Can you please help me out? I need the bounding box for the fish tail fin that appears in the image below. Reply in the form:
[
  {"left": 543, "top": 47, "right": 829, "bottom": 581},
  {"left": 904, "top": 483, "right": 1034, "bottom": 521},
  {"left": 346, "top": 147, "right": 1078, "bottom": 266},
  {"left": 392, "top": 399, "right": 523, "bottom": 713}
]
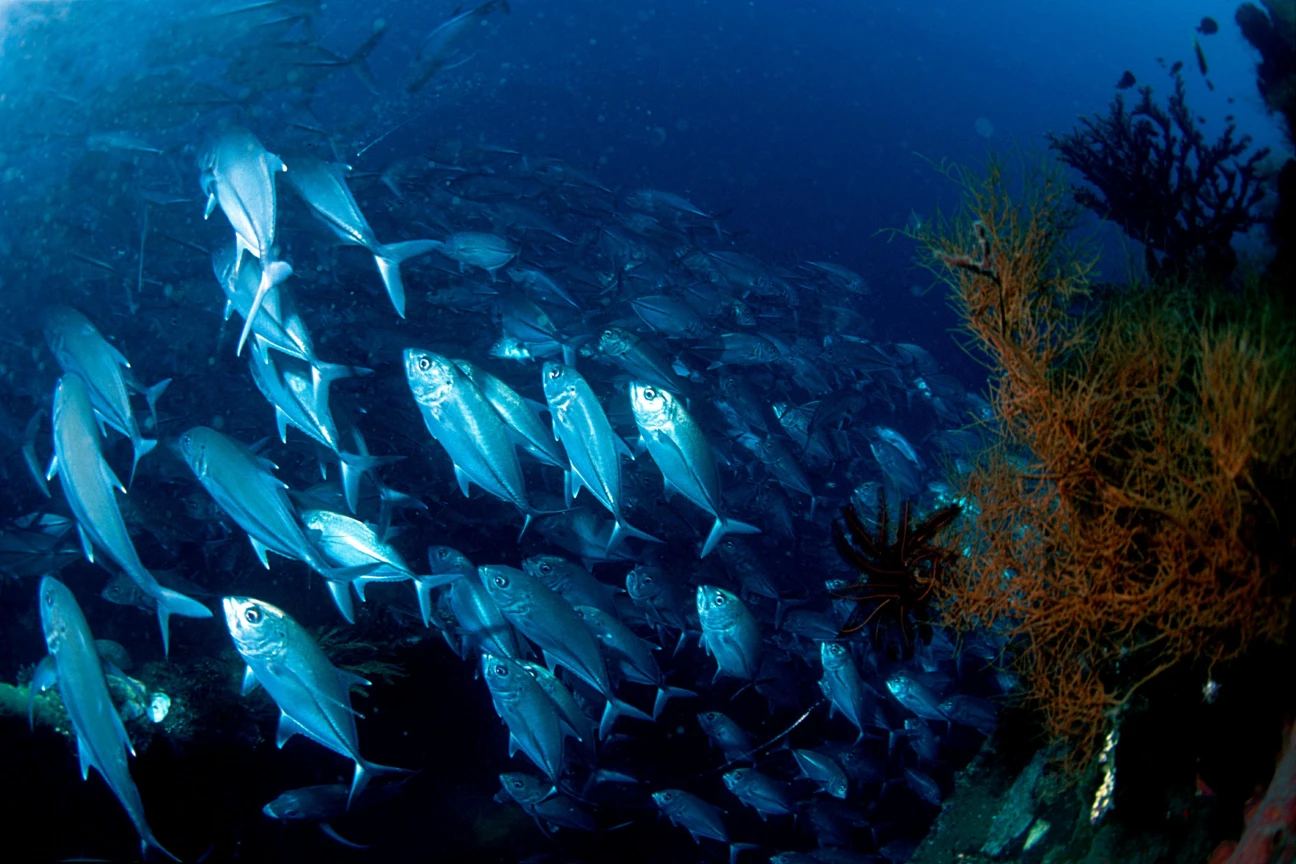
[
  {"left": 129, "top": 434, "right": 159, "bottom": 488},
  {"left": 349, "top": 759, "right": 412, "bottom": 810},
  {"left": 345, "top": 20, "right": 388, "bottom": 94},
  {"left": 652, "top": 685, "right": 698, "bottom": 720},
  {"left": 311, "top": 360, "right": 372, "bottom": 408},
  {"left": 153, "top": 586, "right": 213, "bottom": 657},
  {"left": 140, "top": 829, "right": 181, "bottom": 863},
  {"left": 338, "top": 450, "right": 403, "bottom": 514},
  {"left": 607, "top": 518, "right": 661, "bottom": 555},
  {"left": 374, "top": 239, "right": 439, "bottom": 318},
  {"left": 700, "top": 516, "right": 761, "bottom": 559},
  {"left": 598, "top": 697, "right": 653, "bottom": 740},
  {"left": 236, "top": 262, "right": 277, "bottom": 356},
  {"left": 142, "top": 377, "right": 171, "bottom": 429}
]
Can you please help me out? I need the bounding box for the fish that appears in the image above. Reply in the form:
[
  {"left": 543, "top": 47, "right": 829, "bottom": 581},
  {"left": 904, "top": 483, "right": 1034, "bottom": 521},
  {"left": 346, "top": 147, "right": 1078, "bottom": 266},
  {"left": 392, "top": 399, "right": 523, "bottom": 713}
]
[
  {"left": 573, "top": 604, "right": 696, "bottom": 718},
  {"left": 479, "top": 563, "right": 651, "bottom": 738},
  {"left": 482, "top": 652, "right": 566, "bottom": 784},
  {"left": 696, "top": 585, "right": 762, "bottom": 682},
  {"left": 200, "top": 127, "right": 288, "bottom": 355},
  {"left": 596, "top": 328, "right": 687, "bottom": 394},
  {"left": 819, "top": 642, "right": 877, "bottom": 742},
  {"left": 697, "top": 710, "right": 755, "bottom": 762},
  {"left": 284, "top": 156, "right": 438, "bottom": 317},
  {"left": 302, "top": 508, "right": 459, "bottom": 603},
  {"left": 1116, "top": 70, "right": 1136, "bottom": 89},
  {"left": 507, "top": 266, "right": 581, "bottom": 309},
  {"left": 404, "top": 349, "right": 545, "bottom": 535},
  {"left": 44, "top": 306, "right": 167, "bottom": 485},
  {"left": 498, "top": 772, "right": 595, "bottom": 834},
  {"left": 49, "top": 375, "right": 211, "bottom": 655},
  {"left": 1193, "top": 38, "right": 1208, "bottom": 76},
  {"left": 178, "top": 426, "right": 364, "bottom": 621},
  {"left": 435, "top": 546, "right": 522, "bottom": 659},
  {"left": 652, "top": 789, "right": 755, "bottom": 864},
  {"left": 452, "top": 358, "right": 566, "bottom": 468},
  {"left": 791, "top": 749, "right": 849, "bottom": 799},
  {"left": 885, "top": 670, "right": 948, "bottom": 722},
  {"left": 262, "top": 784, "right": 368, "bottom": 849},
  {"left": 521, "top": 554, "right": 618, "bottom": 616},
  {"left": 1197, "top": 16, "right": 1218, "bottom": 35},
  {"left": 804, "top": 260, "right": 868, "bottom": 295},
  {"left": 541, "top": 362, "right": 660, "bottom": 554},
  {"left": 222, "top": 595, "right": 408, "bottom": 808},
  {"left": 35, "top": 577, "right": 179, "bottom": 861},
  {"left": 629, "top": 381, "right": 759, "bottom": 558},
  {"left": 407, "top": 0, "right": 511, "bottom": 93},
  {"left": 433, "top": 231, "right": 517, "bottom": 278},
  {"left": 723, "top": 767, "right": 794, "bottom": 819}
]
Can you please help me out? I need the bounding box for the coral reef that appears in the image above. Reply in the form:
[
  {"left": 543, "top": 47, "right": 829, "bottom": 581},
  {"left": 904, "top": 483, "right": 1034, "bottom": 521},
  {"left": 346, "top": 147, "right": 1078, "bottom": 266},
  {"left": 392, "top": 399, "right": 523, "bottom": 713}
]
[
  {"left": 1046, "top": 72, "right": 1269, "bottom": 282},
  {"left": 911, "top": 155, "right": 1295, "bottom": 770}
]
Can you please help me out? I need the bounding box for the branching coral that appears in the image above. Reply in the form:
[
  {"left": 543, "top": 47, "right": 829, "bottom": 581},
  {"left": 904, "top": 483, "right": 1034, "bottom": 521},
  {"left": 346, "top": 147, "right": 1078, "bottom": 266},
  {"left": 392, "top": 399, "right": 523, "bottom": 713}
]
[
  {"left": 1046, "top": 72, "right": 1270, "bottom": 283},
  {"left": 912, "top": 155, "right": 1295, "bottom": 770}
]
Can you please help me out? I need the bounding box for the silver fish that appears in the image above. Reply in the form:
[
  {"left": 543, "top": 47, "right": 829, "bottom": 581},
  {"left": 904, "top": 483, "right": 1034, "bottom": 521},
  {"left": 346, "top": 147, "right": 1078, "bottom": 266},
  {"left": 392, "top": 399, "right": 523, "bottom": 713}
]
[
  {"left": 791, "top": 749, "right": 849, "bottom": 799},
  {"left": 285, "top": 156, "right": 438, "bottom": 317},
  {"left": 819, "top": 642, "right": 877, "bottom": 742},
  {"left": 541, "top": 362, "right": 659, "bottom": 554},
  {"left": 723, "top": 767, "right": 793, "bottom": 819},
  {"left": 407, "top": 0, "right": 511, "bottom": 92},
  {"left": 479, "top": 564, "right": 649, "bottom": 738},
  {"left": 36, "top": 577, "right": 179, "bottom": 860},
  {"left": 178, "top": 426, "right": 362, "bottom": 621},
  {"left": 482, "top": 652, "right": 565, "bottom": 784},
  {"left": 50, "top": 376, "right": 211, "bottom": 655},
  {"left": 223, "top": 596, "right": 407, "bottom": 808},
  {"left": 629, "top": 382, "right": 758, "bottom": 558},
  {"left": 44, "top": 306, "right": 167, "bottom": 485},
  {"left": 200, "top": 126, "right": 287, "bottom": 355},
  {"left": 573, "top": 605, "right": 695, "bottom": 718},
  {"left": 652, "top": 789, "right": 754, "bottom": 864},
  {"left": 434, "top": 231, "right": 517, "bottom": 278},
  {"left": 452, "top": 358, "right": 565, "bottom": 468},
  {"left": 696, "top": 585, "right": 762, "bottom": 682},
  {"left": 404, "top": 349, "right": 543, "bottom": 535}
]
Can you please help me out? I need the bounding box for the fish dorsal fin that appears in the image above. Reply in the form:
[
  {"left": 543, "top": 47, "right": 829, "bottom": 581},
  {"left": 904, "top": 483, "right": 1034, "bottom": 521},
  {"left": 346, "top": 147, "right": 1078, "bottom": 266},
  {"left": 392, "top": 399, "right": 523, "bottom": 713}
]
[{"left": 242, "top": 665, "right": 261, "bottom": 696}]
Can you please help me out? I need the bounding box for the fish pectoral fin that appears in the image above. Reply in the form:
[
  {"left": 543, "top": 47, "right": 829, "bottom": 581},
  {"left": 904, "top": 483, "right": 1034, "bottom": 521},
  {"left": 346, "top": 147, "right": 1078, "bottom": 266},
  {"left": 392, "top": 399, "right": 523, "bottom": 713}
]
[
  {"left": 615, "top": 434, "right": 636, "bottom": 461},
  {"left": 28, "top": 655, "right": 57, "bottom": 730},
  {"left": 276, "top": 711, "right": 309, "bottom": 749},
  {"left": 76, "top": 734, "right": 97, "bottom": 781},
  {"left": 274, "top": 407, "right": 291, "bottom": 444},
  {"left": 44, "top": 453, "right": 58, "bottom": 482},
  {"left": 541, "top": 650, "right": 561, "bottom": 674},
  {"left": 507, "top": 733, "right": 520, "bottom": 758},
  {"left": 319, "top": 822, "right": 369, "bottom": 849},
  {"left": 104, "top": 340, "right": 132, "bottom": 370},
  {"left": 242, "top": 665, "right": 261, "bottom": 696}
]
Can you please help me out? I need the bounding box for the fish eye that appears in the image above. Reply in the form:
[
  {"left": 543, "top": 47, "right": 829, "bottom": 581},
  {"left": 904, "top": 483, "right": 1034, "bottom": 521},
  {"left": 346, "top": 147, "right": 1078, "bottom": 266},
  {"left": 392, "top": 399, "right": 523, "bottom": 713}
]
[
  {"left": 714, "top": 592, "right": 725, "bottom": 606},
  {"left": 418, "top": 356, "right": 431, "bottom": 372},
  {"left": 44, "top": 591, "right": 54, "bottom": 607},
  {"left": 494, "top": 664, "right": 508, "bottom": 677},
  {"left": 539, "top": 562, "right": 552, "bottom": 575},
  {"left": 244, "top": 606, "right": 261, "bottom": 624},
  {"left": 511, "top": 779, "right": 523, "bottom": 789},
  {"left": 602, "top": 330, "right": 613, "bottom": 339},
  {"left": 660, "top": 791, "right": 674, "bottom": 802},
  {"left": 642, "top": 575, "right": 653, "bottom": 584},
  {"left": 644, "top": 386, "right": 658, "bottom": 399},
  {"left": 547, "top": 367, "right": 561, "bottom": 379},
  {"left": 493, "top": 573, "right": 508, "bottom": 588}
]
